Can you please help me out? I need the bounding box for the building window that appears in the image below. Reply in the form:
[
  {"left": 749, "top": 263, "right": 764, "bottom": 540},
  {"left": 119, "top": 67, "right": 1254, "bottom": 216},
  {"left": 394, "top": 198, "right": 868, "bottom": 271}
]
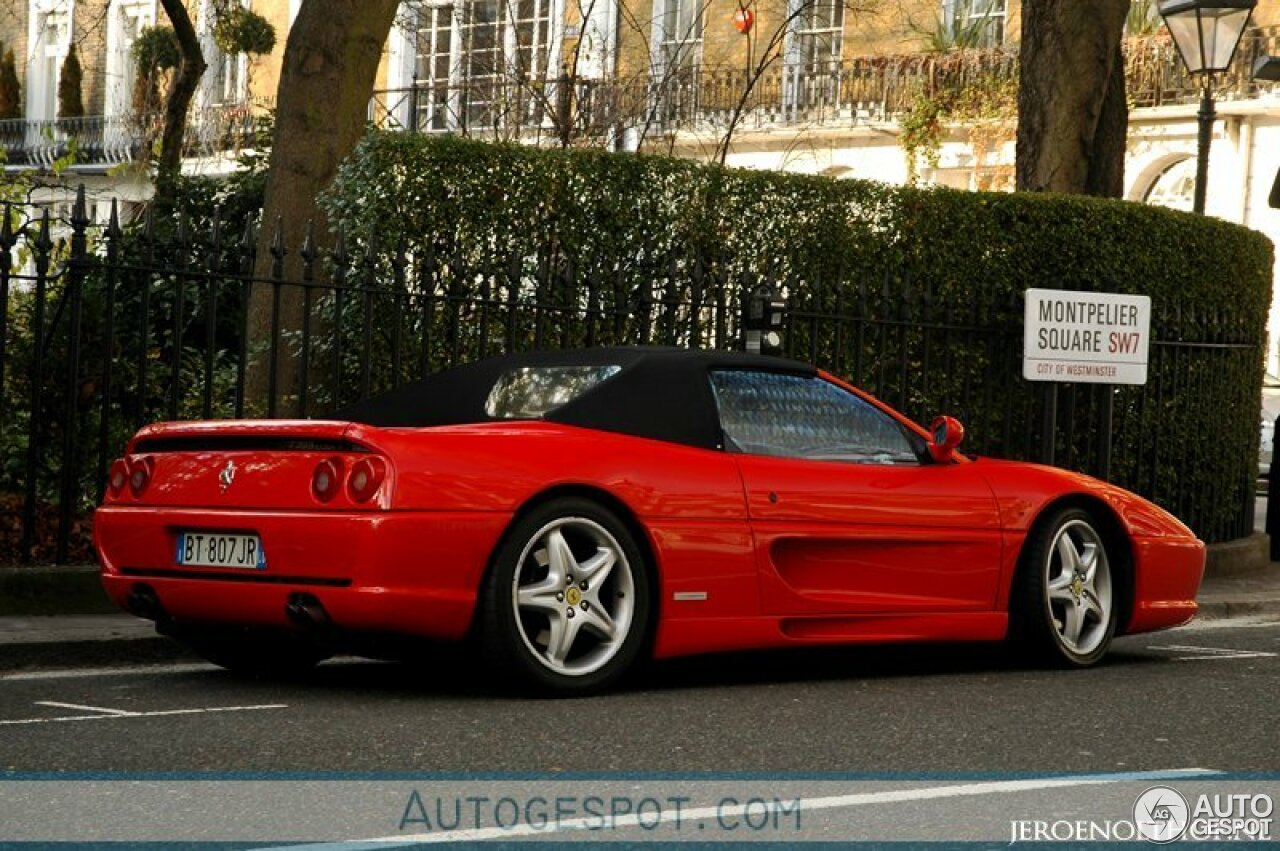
[
  {"left": 106, "top": 0, "right": 155, "bottom": 116},
  {"left": 1143, "top": 158, "right": 1196, "bottom": 213},
  {"left": 198, "top": 0, "right": 250, "bottom": 108},
  {"left": 791, "top": 0, "right": 844, "bottom": 72},
  {"left": 28, "top": 1, "right": 73, "bottom": 122},
  {"left": 411, "top": 0, "right": 558, "bottom": 132},
  {"left": 944, "top": 0, "right": 1006, "bottom": 48},
  {"left": 656, "top": 0, "right": 702, "bottom": 75}
]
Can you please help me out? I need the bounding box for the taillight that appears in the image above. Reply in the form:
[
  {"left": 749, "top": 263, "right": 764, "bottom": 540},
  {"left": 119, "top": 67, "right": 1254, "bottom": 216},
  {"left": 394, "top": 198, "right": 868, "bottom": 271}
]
[
  {"left": 312, "top": 458, "right": 342, "bottom": 502},
  {"left": 128, "top": 456, "right": 154, "bottom": 496},
  {"left": 108, "top": 459, "right": 128, "bottom": 496},
  {"left": 346, "top": 457, "right": 386, "bottom": 503}
]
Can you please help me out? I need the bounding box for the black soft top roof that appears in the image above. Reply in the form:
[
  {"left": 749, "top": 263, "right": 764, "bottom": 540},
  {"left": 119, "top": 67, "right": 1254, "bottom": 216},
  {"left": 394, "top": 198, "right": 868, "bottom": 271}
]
[{"left": 333, "top": 346, "right": 815, "bottom": 450}]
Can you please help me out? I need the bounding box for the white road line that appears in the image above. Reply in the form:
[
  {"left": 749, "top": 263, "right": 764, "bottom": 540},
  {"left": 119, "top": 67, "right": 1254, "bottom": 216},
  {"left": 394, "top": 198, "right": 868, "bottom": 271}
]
[
  {"left": 0, "top": 703, "right": 287, "bottom": 726},
  {"left": 266, "top": 768, "right": 1219, "bottom": 849},
  {"left": 0, "top": 663, "right": 216, "bottom": 681},
  {"left": 34, "top": 701, "right": 135, "bottom": 716},
  {"left": 1148, "top": 644, "right": 1278, "bottom": 661}
]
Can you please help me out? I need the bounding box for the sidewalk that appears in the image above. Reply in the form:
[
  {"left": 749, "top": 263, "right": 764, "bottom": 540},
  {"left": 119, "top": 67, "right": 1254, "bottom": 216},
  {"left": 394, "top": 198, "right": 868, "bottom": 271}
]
[{"left": 1, "top": 564, "right": 1278, "bottom": 672}]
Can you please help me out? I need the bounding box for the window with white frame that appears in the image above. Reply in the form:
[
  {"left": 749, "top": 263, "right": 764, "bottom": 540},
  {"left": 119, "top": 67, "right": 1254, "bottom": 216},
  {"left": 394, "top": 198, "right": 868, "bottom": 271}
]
[
  {"left": 198, "top": 0, "right": 250, "bottom": 108},
  {"left": 791, "top": 0, "right": 844, "bottom": 72},
  {"left": 105, "top": 0, "right": 155, "bottom": 116},
  {"left": 656, "top": 0, "right": 702, "bottom": 75},
  {"left": 27, "top": 0, "right": 73, "bottom": 122},
  {"left": 410, "top": 0, "right": 558, "bottom": 132},
  {"left": 944, "top": 0, "right": 1006, "bottom": 48}
]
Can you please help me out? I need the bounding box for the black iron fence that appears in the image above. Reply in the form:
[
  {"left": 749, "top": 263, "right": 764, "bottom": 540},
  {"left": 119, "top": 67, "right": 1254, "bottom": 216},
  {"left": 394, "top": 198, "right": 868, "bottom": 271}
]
[{"left": 0, "top": 188, "right": 1262, "bottom": 563}]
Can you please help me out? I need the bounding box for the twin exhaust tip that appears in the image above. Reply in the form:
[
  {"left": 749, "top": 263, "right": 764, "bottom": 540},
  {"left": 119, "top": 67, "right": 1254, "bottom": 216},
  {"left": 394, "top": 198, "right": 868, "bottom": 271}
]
[{"left": 127, "top": 583, "right": 331, "bottom": 632}]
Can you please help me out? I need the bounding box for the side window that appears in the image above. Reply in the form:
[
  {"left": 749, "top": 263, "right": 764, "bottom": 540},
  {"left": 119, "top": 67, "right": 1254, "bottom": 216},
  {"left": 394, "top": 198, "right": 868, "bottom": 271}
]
[{"left": 709, "top": 370, "right": 923, "bottom": 464}]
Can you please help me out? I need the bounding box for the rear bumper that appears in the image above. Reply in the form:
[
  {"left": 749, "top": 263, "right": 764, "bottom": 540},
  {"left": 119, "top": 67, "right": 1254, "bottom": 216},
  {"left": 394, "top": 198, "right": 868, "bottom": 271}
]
[
  {"left": 94, "top": 506, "right": 511, "bottom": 641},
  {"left": 1125, "top": 535, "right": 1206, "bottom": 634}
]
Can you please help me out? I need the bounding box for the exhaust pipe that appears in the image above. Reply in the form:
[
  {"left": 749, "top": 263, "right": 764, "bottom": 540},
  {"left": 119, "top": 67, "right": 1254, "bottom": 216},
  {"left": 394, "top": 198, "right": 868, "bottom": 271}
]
[
  {"left": 285, "top": 593, "right": 330, "bottom": 630},
  {"left": 126, "top": 583, "right": 166, "bottom": 622}
]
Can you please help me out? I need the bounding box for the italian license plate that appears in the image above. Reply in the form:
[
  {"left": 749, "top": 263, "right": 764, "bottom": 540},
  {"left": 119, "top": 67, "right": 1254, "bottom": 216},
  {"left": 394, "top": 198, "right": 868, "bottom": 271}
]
[{"left": 176, "top": 531, "right": 265, "bottom": 569}]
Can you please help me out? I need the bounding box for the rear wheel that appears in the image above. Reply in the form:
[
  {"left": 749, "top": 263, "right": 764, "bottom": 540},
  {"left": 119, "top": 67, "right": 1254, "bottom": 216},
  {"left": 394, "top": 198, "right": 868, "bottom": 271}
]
[
  {"left": 480, "top": 497, "right": 651, "bottom": 695},
  {"left": 1009, "top": 507, "right": 1116, "bottom": 667}
]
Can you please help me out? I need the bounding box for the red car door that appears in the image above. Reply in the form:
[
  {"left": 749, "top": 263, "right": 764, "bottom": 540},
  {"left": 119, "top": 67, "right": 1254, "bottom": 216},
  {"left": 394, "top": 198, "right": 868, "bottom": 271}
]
[{"left": 710, "top": 369, "right": 1004, "bottom": 617}]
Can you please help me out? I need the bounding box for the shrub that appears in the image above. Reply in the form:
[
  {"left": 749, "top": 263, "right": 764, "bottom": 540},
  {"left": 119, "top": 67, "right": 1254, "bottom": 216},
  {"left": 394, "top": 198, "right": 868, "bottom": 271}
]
[
  {"left": 57, "top": 45, "right": 83, "bottom": 119},
  {"left": 321, "top": 132, "right": 1274, "bottom": 543},
  {"left": 0, "top": 49, "right": 20, "bottom": 120}
]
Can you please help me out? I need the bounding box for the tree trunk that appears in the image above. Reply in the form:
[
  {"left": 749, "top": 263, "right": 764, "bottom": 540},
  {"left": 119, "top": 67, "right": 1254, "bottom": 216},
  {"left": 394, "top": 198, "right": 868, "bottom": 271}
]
[
  {"left": 1016, "top": 0, "right": 1129, "bottom": 197},
  {"left": 245, "top": 0, "right": 400, "bottom": 416},
  {"left": 155, "top": 0, "right": 205, "bottom": 207}
]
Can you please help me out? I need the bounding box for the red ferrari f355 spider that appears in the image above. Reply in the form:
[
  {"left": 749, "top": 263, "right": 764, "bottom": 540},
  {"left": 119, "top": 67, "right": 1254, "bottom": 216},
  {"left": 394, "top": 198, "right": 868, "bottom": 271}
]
[{"left": 95, "top": 347, "right": 1204, "bottom": 694}]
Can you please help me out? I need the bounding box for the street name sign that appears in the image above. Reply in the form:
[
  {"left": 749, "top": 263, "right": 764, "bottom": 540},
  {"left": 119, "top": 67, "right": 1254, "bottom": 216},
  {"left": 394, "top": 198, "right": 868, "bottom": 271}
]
[{"left": 1023, "top": 288, "right": 1151, "bottom": 385}]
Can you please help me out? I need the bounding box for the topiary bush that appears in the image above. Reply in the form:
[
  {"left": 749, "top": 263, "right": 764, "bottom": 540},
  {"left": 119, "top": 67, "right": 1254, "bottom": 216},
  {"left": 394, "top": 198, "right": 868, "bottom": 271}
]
[
  {"left": 57, "top": 45, "right": 83, "bottom": 119},
  {"left": 0, "top": 48, "right": 20, "bottom": 120}
]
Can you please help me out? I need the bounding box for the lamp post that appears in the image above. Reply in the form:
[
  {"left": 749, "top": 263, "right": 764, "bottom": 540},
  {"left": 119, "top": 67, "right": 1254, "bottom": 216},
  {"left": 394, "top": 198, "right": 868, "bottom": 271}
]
[{"left": 1158, "top": 0, "right": 1257, "bottom": 214}]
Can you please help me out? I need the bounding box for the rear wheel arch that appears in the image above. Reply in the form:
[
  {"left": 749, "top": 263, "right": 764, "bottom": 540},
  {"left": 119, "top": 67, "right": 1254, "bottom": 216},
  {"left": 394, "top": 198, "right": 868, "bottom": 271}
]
[
  {"left": 480, "top": 484, "right": 661, "bottom": 642},
  {"left": 471, "top": 487, "right": 659, "bottom": 693}
]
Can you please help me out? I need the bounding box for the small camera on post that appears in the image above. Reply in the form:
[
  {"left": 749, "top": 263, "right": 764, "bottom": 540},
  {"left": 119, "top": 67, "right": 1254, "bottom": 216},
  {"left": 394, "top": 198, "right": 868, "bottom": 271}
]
[{"left": 744, "top": 283, "right": 786, "bottom": 356}]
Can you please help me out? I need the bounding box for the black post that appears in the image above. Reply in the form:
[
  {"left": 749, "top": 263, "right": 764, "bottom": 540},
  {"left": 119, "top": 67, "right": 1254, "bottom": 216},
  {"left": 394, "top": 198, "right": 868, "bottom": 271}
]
[
  {"left": 1040, "top": 383, "right": 1058, "bottom": 467},
  {"left": 1097, "top": 385, "right": 1114, "bottom": 481},
  {"left": 20, "top": 211, "right": 52, "bottom": 562},
  {"left": 1268, "top": 413, "right": 1280, "bottom": 560},
  {"left": 1194, "top": 82, "right": 1215, "bottom": 215},
  {"left": 408, "top": 72, "right": 420, "bottom": 133},
  {"left": 56, "top": 186, "right": 89, "bottom": 564}
]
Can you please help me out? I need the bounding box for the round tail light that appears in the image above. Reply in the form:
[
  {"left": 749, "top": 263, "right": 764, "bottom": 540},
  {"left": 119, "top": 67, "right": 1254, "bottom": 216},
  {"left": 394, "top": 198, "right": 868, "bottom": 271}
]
[
  {"left": 108, "top": 459, "right": 128, "bottom": 495},
  {"left": 128, "top": 456, "right": 154, "bottom": 496},
  {"left": 346, "top": 457, "right": 386, "bottom": 504},
  {"left": 312, "top": 458, "right": 342, "bottom": 502}
]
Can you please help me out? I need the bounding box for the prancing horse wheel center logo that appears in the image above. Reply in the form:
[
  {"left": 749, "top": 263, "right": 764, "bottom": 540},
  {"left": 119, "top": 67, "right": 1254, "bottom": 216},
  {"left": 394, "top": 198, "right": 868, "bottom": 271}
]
[{"left": 565, "top": 587, "right": 582, "bottom": 607}]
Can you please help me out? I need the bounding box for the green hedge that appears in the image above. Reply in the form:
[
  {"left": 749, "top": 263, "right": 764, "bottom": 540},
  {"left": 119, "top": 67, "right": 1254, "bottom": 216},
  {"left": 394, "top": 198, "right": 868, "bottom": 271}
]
[{"left": 322, "top": 132, "right": 1273, "bottom": 543}]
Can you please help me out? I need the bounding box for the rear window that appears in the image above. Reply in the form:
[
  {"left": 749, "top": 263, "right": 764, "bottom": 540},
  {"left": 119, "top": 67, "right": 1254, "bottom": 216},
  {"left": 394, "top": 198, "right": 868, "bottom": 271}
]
[{"left": 484, "top": 365, "right": 622, "bottom": 419}]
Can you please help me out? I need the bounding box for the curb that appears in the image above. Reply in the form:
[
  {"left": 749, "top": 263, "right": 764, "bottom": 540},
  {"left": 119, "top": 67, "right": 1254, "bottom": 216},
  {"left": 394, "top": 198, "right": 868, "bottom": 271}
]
[
  {"left": 0, "top": 565, "right": 116, "bottom": 616},
  {"left": 1205, "top": 533, "right": 1270, "bottom": 577}
]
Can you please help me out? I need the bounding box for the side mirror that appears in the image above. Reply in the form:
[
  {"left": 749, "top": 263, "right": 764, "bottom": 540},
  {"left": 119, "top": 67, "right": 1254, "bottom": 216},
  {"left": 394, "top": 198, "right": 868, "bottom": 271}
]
[{"left": 928, "top": 416, "right": 965, "bottom": 463}]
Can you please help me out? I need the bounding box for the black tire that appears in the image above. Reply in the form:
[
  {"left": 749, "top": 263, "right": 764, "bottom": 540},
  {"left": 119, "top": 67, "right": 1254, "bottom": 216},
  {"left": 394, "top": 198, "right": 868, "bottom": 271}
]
[
  {"left": 1008, "top": 506, "right": 1117, "bottom": 667},
  {"left": 180, "top": 629, "right": 329, "bottom": 677},
  {"left": 479, "top": 497, "right": 652, "bottom": 696}
]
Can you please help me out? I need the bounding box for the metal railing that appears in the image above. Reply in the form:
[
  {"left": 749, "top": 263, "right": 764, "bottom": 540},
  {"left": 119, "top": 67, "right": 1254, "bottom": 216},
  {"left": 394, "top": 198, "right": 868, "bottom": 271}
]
[
  {"left": 0, "top": 187, "right": 1262, "bottom": 563},
  {"left": 0, "top": 100, "right": 274, "bottom": 169},
  {"left": 367, "top": 25, "right": 1280, "bottom": 144}
]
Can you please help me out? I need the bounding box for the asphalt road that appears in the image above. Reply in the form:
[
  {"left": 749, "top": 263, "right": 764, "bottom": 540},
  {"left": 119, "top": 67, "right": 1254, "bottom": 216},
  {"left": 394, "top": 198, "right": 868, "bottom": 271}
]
[{"left": 2, "top": 618, "right": 1278, "bottom": 774}]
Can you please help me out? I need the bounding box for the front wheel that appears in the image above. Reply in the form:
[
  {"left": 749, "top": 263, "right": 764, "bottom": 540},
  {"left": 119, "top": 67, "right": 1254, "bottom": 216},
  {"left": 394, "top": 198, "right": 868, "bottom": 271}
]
[
  {"left": 479, "top": 498, "right": 652, "bottom": 695},
  {"left": 1009, "top": 507, "right": 1117, "bottom": 667}
]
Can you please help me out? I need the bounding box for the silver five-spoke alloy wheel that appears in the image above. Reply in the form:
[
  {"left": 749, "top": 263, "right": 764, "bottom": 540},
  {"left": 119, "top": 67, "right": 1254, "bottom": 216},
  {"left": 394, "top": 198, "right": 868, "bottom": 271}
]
[
  {"left": 510, "top": 516, "right": 636, "bottom": 677},
  {"left": 1044, "top": 518, "right": 1112, "bottom": 658}
]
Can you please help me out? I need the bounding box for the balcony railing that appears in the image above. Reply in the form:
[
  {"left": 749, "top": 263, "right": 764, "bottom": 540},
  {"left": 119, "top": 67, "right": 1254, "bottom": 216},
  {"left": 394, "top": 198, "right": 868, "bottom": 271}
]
[
  {"left": 5, "top": 27, "right": 1280, "bottom": 170},
  {"left": 369, "top": 25, "right": 1280, "bottom": 146},
  {"left": 0, "top": 99, "right": 273, "bottom": 170}
]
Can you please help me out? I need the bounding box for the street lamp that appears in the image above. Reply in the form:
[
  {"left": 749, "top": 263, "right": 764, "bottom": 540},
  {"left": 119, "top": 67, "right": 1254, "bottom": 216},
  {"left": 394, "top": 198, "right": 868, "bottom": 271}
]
[{"left": 1158, "top": 0, "right": 1258, "bottom": 214}]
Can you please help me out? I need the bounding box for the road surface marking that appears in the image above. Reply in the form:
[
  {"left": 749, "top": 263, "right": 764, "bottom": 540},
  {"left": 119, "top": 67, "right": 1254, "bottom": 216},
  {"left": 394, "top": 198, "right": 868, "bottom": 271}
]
[
  {"left": 0, "top": 703, "right": 287, "bottom": 726},
  {"left": 0, "top": 663, "right": 216, "bottom": 682},
  {"left": 264, "top": 768, "right": 1219, "bottom": 848},
  {"left": 34, "top": 701, "right": 135, "bottom": 716},
  {"left": 1148, "top": 643, "right": 1278, "bottom": 661}
]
